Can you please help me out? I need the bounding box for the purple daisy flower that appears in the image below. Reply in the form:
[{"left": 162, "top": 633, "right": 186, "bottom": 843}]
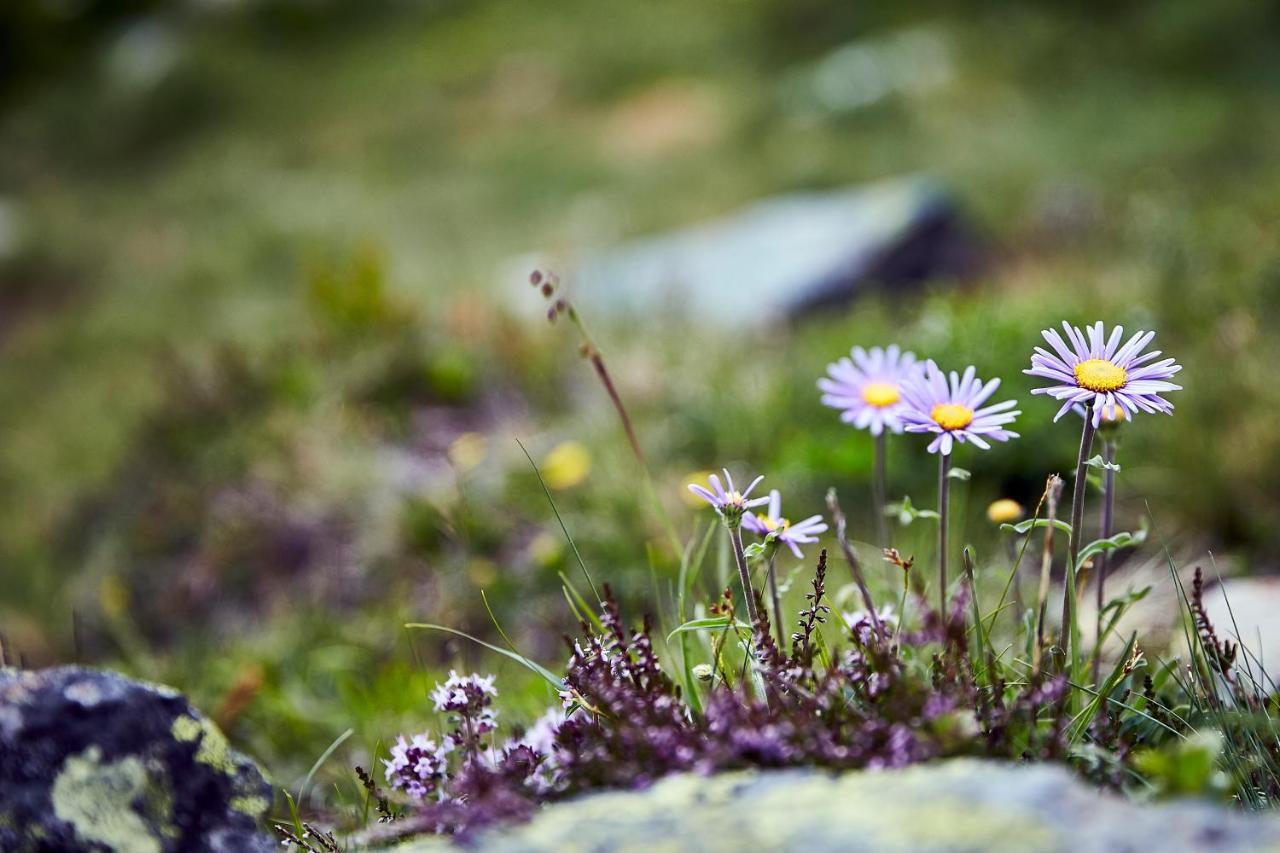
[
  {"left": 818, "top": 345, "right": 923, "bottom": 436},
  {"left": 1025, "top": 321, "right": 1183, "bottom": 427},
  {"left": 742, "top": 489, "right": 829, "bottom": 559},
  {"left": 900, "top": 361, "right": 1020, "bottom": 455},
  {"left": 688, "top": 469, "right": 769, "bottom": 526}
]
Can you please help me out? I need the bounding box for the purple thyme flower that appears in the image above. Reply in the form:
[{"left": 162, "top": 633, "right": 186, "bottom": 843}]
[
  {"left": 742, "top": 489, "right": 828, "bottom": 559},
  {"left": 1024, "top": 321, "right": 1183, "bottom": 427},
  {"left": 432, "top": 671, "right": 499, "bottom": 750},
  {"left": 688, "top": 469, "right": 769, "bottom": 528},
  {"left": 818, "top": 345, "right": 923, "bottom": 436},
  {"left": 384, "top": 734, "right": 451, "bottom": 801},
  {"left": 900, "top": 361, "right": 1020, "bottom": 455}
]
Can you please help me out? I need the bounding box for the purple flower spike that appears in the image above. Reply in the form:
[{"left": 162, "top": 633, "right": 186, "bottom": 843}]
[
  {"left": 742, "top": 489, "right": 829, "bottom": 559},
  {"left": 688, "top": 468, "right": 769, "bottom": 528},
  {"left": 818, "top": 345, "right": 923, "bottom": 436},
  {"left": 900, "top": 361, "right": 1021, "bottom": 456},
  {"left": 1025, "top": 321, "right": 1183, "bottom": 427}
]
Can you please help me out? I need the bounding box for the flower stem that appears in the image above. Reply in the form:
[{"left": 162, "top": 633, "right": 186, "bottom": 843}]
[
  {"left": 825, "top": 488, "right": 883, "bottom": 639},
  {"left": 1058, "top": 409, "right": 1096, "bottom": 673},
  {"left": 1032, "top": 475, "right": 1063, "bottom": 676},
  {"left": 728, "top": 526, "right": 760, "bottom": 626},
  {"left": 938, "top": 451, "right": 952, "bottom": 619},
  {"left": 892, "top": 573, "right": 908, "bottom": 651},
  {"left": 568, "top": 306, "right": 683, "bottom": 558},
  {"left": 873, "top": 431, "right": 890, "bottom": 547},
  {"left": 1092, "top": 438, "right": 1116, "bottom": 682},
  {"left": 766, "top": 549, "right": 786, "bottom": 648}
]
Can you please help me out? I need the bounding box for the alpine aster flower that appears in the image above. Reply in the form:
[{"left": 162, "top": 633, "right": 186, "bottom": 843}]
[
  {"left": 687, "top": 469, "right": 769, "bottom": 528},
  {"left": 742, "top": 489, "right": 828, "bottom": 559},
  {"left": 900, "top": 361, "right": 1020, "bottom": 455},
  {"left": 818, "top": 345, "right": 923, "bottom": 436},
  {"left": 1025, "top": 321, "right": 1182, "bottom": 427}
]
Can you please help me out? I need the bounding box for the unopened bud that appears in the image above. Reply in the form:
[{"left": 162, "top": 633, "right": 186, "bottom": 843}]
[
  {"left": 529, "top": 270, "right": 543, "bottom": 286},
  {"left": 541, "top": 282, "right": 554, "bottom": 298}
]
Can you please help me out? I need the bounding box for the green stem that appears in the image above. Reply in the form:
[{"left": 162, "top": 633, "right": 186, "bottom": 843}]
[
  {"left": 873, "top": 431, "right": 890, "bottom": 547},
  {"left": 766, "top": 549, "right": 786, "bottom": 648},
  {"left": 938, "top": 451, "right": 952, "bottom": 619},
  {"left": 1092, "top": 438, "right": 1116, "bottom": 682},
  {"left": 728, "top": 526, "right": 760, "bottom": 626},
  {"left": 1059, "top": 409, "right": 1096, "bottom": 673}
]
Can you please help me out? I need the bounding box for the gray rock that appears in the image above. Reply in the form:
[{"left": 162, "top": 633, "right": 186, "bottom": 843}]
[
  {"left": 0, "top": 666, "right": 274, "bottom": 852},
  {"left": 395, "top": 759, "right": 1280, "bottom": 852},
  {"left": 507, "top": 177, "right": 980, "bottom": 329}
]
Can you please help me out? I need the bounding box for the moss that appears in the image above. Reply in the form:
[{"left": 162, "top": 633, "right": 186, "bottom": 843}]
[{"left": 50, "top": 746, "right": 166, "bottom": 853}]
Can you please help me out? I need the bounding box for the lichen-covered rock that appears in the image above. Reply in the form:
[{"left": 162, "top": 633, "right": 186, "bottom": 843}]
[
  {"left": 0, "top": 666, "right": 274, "bottom": 852},
  {"left": 394, "top": 759, "right": 1280, "bottom": 852}
]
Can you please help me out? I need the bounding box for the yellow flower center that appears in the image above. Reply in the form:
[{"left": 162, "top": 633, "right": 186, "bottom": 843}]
[
  {"left": 930, "top": 403, "right": 974, "bottom": 431},
  {"left": 1073, "top": 359, "right": 1127, "bottom": 392},
  {"left": 861, "top": 381, "right": 901, "bottom": 408},
  {"left": 756, "top": 515, "right": 790, "bottom": 533}
]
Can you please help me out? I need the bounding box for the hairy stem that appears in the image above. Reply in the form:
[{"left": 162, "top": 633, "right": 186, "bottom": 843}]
[
  {"left": 1058, "top": 409, "right": 1096, "bottom": 671},
  {"left": 873, "top": 431, "right": 890, "bottom": 547},
  {"left": 825, "top": 488, "right": 884, "bottom": 639},
  {"left": 938, "top": 451, "right": 952, "bottom": 619},
  {"left": 728, "top": 526, "right": 760, "bottom": 626},
  {"left": 568, "top": 304, "right": 682, "bottom": 557},
  {"left": 1092, "top": 438, "right": 1116, "bottom": 682},
  {"left": 1033, "top": 475, "right": 1063, "bottom": 676}
]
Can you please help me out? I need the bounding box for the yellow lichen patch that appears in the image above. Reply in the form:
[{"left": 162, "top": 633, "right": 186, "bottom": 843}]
[
  {"left": 171, "top": 715, "right": 201, "bottom": 743},
  {"left": 229, "top": 794, "right": 270, "bottom": 817},
  {"left": 930, "top": 403, "right": 974, "bottom": 431},
  {"left": 51, "top": 746, "right": 162, "bottom": 853},
  {"left": 861, "top": 381, "right": 901, "bottom": 408},
  {"left": 171, "top": 714, "right": 237, "bottom": 775},
  {"left": 1073, "top": 358, "right": 1127, "bottom": 392}
]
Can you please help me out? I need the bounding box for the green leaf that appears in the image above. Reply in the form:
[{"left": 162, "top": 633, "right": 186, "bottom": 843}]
[
  {"left": 888, "top": 495, "right": 940, "bottom": 526},
  {"left": 947, "top": 467, "right": 971, "bottom": 481},
  {"left": 1085, "top": 454, "right": 1121, "bottom": 472},
  {"left": 1077, "top": 529, "right": 1149, "bottom": 566},
  {"left": 666, "top": 616, "right": 752, "bottom": 642},
  {"left": 1001, "top": 518, "right": 1072, "bottom": 535},
  {"left": 405, "top": 623, "right": 562, "bottom": 687}
]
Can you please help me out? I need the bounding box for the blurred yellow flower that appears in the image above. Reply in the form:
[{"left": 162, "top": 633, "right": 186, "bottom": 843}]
[
  {"left": 542, "top": 441, "right": 592, "bottom": 489},
  {"left": 680, "top": 471, "right": 714, "bottom": 508},
  {"left": 528, "top": 531, "right": 563, "bottom": 567},
  {"left": 448, "top": 432, "right": 488, "bottom": 473},
  {"left": 986, "top": 498, "right": 1025, "bottom": 525},
  {"left": 467, "top": 558, "right": 498, "bottom": 586},
  {"left": 99, "top": 573, "right": 130, "bottom": 620}
]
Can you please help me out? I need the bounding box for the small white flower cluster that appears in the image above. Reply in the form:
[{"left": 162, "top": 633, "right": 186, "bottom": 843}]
[
  {"left": 383, "top": 734, "right": 451, "bottom": 801},
  {"left": 430, "top": 670, "right": 499, "bottom": 736}
]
